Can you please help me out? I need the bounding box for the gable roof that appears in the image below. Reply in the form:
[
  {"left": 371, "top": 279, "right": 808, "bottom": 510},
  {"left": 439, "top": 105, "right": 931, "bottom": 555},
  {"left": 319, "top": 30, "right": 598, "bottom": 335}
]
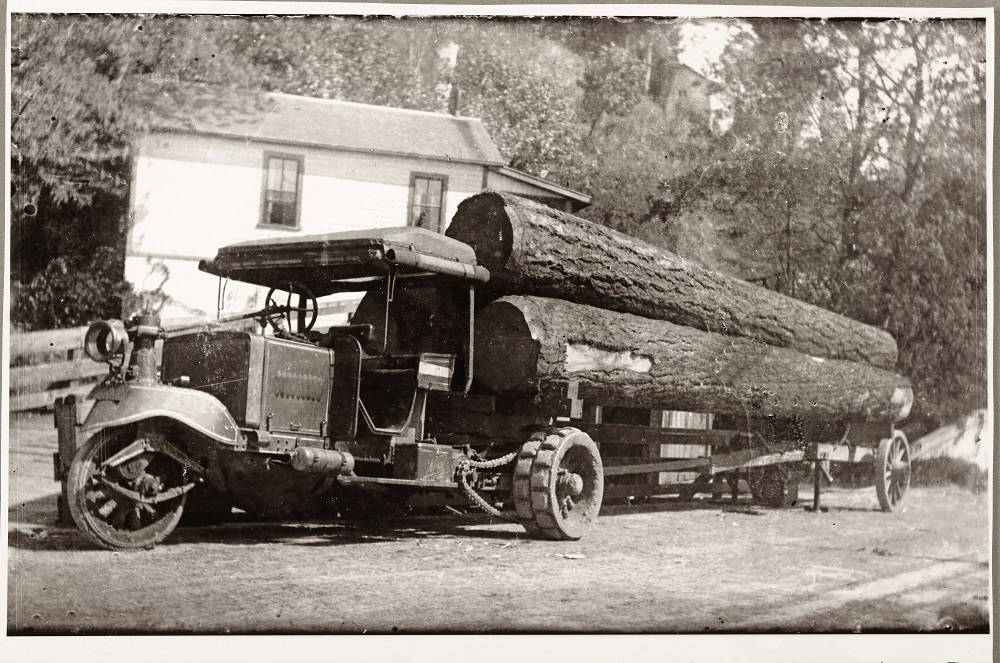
[
  {"left": 489, "top": 165, "right": 591, "bottom": 208},
  {"left": 147, "top": 87, "right": 505, "bottom": 166}
]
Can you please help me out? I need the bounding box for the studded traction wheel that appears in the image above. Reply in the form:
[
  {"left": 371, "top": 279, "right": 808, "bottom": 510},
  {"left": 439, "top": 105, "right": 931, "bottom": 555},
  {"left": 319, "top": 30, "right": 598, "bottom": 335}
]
[
  {"left": 512, "top": 428, "right": 604, "bottom": 540},
  {"left": 875, "top": 430, "right": 911, "bottom": 512}
]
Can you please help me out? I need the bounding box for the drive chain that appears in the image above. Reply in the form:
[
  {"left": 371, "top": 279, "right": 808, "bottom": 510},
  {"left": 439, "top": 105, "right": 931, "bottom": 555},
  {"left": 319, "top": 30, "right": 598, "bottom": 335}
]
[{"left": 456, "top": 451, "right": 518, "bottom": 521}]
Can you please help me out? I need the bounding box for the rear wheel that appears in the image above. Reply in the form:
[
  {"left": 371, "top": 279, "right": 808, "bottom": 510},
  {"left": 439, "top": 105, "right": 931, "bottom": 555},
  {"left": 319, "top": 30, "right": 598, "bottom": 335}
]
[
  {"left": 875, "top": 431, "right": 911, "bottom": 512},
  {"left": 512, "top": 428, "right": 603, "bottom": 540},
  {"left": 67, "top": 430, "right": 194, "bottom": 550}
]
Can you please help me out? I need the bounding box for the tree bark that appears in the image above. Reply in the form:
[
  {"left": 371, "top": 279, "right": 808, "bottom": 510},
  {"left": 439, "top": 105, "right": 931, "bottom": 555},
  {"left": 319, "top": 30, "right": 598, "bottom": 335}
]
[
  {"left": 448, "top": 192, "right": 898, "bottom": 369},
  {"left": 474, "top": 295, "right": 913, "bottom": 423}
]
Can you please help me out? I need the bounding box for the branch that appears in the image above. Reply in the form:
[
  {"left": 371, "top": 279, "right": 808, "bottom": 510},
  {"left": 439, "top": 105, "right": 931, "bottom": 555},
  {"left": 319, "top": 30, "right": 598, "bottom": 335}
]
[{"left": 673, "top": 159, "right": 743, "bottom": 206}]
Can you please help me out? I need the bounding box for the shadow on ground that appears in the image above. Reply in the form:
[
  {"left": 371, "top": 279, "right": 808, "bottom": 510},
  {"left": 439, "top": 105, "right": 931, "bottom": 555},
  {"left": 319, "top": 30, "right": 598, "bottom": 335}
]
[{"left": 8, "top": 484, "right": 886, "bottom": 553}]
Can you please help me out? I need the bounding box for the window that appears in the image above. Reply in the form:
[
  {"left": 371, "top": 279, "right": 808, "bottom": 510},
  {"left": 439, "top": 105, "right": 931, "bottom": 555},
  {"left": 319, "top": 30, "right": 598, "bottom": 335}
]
[
  {"left": 260, "top": 153, "right": 303, "bottom": 228},
  {"left": 408, "top": 174, "right": 448, "bottom": 232}
]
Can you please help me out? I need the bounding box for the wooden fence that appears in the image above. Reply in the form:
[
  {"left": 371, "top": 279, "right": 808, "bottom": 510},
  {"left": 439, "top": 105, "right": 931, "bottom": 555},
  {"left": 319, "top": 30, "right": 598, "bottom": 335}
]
[
  {"left": 10, "top": 301, "right": 356, "bottom": 413},
  {"left": 11, "top": 325, "right": 104, "bottom": 412}
]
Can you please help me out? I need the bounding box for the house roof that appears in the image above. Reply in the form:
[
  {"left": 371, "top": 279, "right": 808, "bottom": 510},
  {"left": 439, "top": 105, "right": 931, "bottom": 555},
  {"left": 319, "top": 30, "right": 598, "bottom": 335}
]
[
  {"left": 489, "top": 166, "right": 592, "bottom": 207},
  {"left": 147, "top": 87, "right": 505, "bottom": 166}
]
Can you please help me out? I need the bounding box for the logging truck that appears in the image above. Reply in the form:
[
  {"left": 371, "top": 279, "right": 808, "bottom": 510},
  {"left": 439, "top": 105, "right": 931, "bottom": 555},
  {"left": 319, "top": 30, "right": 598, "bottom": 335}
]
[{"left": 53, "top": 220, "right": 913, "bottom": 551}]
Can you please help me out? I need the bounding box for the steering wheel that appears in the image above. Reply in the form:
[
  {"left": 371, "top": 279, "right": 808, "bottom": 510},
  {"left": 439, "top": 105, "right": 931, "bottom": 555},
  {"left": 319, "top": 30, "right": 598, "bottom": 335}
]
[{"left": 263, "top": 281, "right": 318, "bottom": 335}]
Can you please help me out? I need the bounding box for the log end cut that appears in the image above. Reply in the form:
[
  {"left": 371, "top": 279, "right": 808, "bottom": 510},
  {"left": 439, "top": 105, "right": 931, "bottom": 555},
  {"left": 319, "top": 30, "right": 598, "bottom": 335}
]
[
  {"left": 447, "top": 192, "right": 514, "bottom": 273},
  {"left": 473, "top": 299, "right": 541, "bottom": 393}
]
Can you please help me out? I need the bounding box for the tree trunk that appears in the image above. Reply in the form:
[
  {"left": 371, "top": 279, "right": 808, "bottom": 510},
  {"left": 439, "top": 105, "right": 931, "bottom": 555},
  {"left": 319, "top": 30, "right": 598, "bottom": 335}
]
[
  {"left": 448, "top": 192, "right": 898, "bottom": 369},
  {"left": 474, "top": 295, "right": 913, "bottom": 423}
]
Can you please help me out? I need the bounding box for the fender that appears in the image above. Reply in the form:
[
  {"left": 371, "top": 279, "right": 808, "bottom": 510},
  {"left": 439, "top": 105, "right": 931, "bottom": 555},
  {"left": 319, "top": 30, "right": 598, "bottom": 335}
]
[{"left": 82, "top": 383, "right": 240, "bottom": 445}]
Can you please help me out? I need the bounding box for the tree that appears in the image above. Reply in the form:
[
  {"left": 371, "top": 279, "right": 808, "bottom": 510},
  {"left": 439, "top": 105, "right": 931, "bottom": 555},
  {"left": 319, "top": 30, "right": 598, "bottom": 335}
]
[
  {"left": 450, "top": 24, "right": 583, "bottom": 175},
  {"left": 579, "top": 43, "right": 648, "bottom": 139},
  {"left": 668, "top": 18, "right": 987, "bottom": 427},
  {"left": 12, "top": 15, "right": 262, "bottom": 206},
  {"left": 10, "top": 15, "right": 267, "bottom": 328}
]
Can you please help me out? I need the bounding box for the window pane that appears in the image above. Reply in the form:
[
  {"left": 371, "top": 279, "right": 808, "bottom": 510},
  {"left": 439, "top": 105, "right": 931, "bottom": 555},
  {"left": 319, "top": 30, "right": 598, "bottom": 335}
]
[
  {"left": 426, "top": 179, "right": 442, "bottom": 207},
  {"left": 263, "top": 155, "right": 301, "bottom": 227},
  {"left": 280, "top": 159, "right": 298, "bottom": 192},
  {"left": 269, "top": 200, "right": 296, "bottom": 226},
  {"left": 411, "top": 204, "right": 441, "bottom": 230},
  {"left": 409, "top": 176, "right": 445, "bottom": 231},
  {"left": 267, "top": 159, "right": 282, "bottom": 190},
  {"left": 411, "top": 206, "right": 428, "bottom": 228}
]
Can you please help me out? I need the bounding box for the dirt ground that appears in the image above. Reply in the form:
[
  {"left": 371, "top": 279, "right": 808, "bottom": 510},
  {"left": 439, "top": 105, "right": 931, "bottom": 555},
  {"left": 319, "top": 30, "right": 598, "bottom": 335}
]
[{"left": 5, "top": 412, "right": 991, "bottom": 635}]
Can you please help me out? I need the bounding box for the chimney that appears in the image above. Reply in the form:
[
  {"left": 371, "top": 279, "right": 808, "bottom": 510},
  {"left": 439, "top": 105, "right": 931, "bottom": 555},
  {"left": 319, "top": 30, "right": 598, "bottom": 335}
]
[{"left": 439, "top": 41, "right": 461, "bottom": 115}]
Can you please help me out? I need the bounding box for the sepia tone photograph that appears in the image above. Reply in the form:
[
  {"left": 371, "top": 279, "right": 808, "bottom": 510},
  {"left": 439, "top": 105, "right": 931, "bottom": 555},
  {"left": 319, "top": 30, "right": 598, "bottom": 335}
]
[{"left": 3, "top": 2, "right": 992, "bottom": 653}]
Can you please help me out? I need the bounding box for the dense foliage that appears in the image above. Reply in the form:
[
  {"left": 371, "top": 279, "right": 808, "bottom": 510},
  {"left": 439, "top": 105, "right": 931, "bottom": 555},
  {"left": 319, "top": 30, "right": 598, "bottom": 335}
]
[
  {"left": 10, "top": 15, "right": 987, "bottom": 428},
  {"left": 677, "top": 19, "right": 987, "bottom": 429}
]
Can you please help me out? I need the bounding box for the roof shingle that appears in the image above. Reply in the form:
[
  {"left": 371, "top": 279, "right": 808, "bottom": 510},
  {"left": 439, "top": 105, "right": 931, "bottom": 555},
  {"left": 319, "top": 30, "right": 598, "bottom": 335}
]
[{"left": 149, "top": 87, "right": 505, "bottom": 166}]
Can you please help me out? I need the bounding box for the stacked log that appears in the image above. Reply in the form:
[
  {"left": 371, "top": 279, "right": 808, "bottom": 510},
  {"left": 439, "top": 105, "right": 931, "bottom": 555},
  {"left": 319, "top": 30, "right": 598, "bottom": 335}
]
[
  {"left": 474, "top": 296, "right": 913, "bottom": 423},
  {"left": 352, "top": 283, "right": 469, "bottom": 355},
  {"left": 448, "top": 192, "right": 898, "bottom": 370}
]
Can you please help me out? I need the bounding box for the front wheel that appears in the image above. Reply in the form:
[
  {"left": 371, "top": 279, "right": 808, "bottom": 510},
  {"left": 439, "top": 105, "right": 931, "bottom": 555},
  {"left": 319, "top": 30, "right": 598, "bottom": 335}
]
[
  {"left": 67, "top": 430, "right": 195, "bottom": 550},
  {"left": 512, "top": 428, "right": 604, "bottom": 540}
]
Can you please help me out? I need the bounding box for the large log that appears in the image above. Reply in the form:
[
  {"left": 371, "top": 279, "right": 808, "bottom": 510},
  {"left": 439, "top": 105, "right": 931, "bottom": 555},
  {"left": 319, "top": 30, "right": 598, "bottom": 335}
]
[
  {"left": 473, "top": 296, "right": 913, "bottom": 423},
  {"left": 351, "top": 283, "right": 468, "bottom": 355},
  {"left": 448, "top": 192, "right": 898, "bottom": 369}
]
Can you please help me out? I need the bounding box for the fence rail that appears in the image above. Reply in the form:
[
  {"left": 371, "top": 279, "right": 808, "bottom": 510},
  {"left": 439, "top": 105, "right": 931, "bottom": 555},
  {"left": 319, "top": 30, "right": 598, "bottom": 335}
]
[
  {"left": 8, "top": 300, "right": 358, "bottom": 413},
  {"left": 11, "top": 325, "right": 94, "bottom": 412}
]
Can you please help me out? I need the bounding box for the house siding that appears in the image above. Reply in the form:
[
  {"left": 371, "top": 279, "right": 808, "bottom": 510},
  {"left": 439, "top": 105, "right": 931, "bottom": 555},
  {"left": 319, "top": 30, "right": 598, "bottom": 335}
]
[
  {"left": 485, "top": 170, "right": 547, "bottom": 197},
  {"left": 127, "top": 132, "right": 482, "bottom": 319}
]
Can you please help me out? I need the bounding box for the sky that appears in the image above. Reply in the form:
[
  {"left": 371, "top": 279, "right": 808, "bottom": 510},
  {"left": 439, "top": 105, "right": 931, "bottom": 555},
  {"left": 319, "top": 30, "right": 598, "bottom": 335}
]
[{"left": 677, "top": 19, "right": 738, "bottom": 77}]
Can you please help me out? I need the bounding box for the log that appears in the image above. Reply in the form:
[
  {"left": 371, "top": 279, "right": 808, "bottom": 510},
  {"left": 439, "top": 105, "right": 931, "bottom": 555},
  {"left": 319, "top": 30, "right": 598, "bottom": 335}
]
[
  {"left": 351, "top": 283, "right": 468, "bottom": 355},
  {"left": 473, "top": 295, "right": 913, "bottom": 423},
  {"left": 448, "top": 192, "right": 898, "bottom": 369}
]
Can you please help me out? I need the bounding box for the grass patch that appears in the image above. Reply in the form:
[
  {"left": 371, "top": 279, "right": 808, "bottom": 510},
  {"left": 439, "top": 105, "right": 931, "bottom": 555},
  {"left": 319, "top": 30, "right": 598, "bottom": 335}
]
[{"left": 910, "top": 457, "right": 989, "bottom": 492}]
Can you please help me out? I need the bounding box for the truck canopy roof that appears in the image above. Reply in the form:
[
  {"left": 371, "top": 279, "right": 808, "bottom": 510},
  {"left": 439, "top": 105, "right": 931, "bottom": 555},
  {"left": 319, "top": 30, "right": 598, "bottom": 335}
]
[{"left": 199, "top": 227, "right": 490, "bottom": 295}]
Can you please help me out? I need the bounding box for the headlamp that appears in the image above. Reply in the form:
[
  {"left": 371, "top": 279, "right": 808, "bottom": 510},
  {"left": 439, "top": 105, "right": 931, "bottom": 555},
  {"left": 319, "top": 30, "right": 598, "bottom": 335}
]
[{"left": 84, "top": 319, "right": 128, "bottom": 362}]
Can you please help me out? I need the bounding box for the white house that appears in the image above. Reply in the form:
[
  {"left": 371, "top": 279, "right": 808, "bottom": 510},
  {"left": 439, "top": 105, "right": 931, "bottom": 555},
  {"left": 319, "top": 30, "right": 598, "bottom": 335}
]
[{"left": 126, "top": 89, "right": 590, "bottom": 321}]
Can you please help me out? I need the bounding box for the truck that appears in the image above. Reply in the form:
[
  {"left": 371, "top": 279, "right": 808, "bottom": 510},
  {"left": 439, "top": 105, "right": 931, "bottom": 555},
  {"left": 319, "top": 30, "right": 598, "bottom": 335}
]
[{"left": 53, "top": 226, "right": 911, "bottom": 550}]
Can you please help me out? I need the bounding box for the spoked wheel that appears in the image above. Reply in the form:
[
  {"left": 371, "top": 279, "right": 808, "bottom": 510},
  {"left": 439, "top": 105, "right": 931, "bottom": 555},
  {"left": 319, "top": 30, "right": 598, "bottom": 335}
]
[
  {"left": 512, "top": 428, "right": 603, "bottom": 540},
  {"left": 67, "top": 430, "right": 198, "bottom": 550},
  {"left": 748, "top": 464, "right": 800, "bottom": 507},
  {"left": 875, "top": 430, "right": 911, "bottom": 512}
]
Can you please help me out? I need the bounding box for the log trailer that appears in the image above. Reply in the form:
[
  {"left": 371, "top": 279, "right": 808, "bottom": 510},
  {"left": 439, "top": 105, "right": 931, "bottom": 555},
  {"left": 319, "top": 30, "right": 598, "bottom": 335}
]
[{"left": 53, "top": 226, "right": 912, "bottom": 550}]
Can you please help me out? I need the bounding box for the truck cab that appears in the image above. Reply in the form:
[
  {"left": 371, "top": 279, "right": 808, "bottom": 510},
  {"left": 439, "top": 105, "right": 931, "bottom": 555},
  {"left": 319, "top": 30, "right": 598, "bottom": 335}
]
[{"left": 58, "top": 226, "right": 602, "bottom": 550}]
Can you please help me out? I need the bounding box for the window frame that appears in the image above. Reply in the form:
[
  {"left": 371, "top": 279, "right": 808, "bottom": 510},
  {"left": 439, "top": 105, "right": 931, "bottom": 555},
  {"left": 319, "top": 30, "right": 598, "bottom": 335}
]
[
  {"left": 407, "top": 172, "right": 449, "bottom": 233},
  {"left": 258, "top": 151, "right": 305, "bottom": 231}
]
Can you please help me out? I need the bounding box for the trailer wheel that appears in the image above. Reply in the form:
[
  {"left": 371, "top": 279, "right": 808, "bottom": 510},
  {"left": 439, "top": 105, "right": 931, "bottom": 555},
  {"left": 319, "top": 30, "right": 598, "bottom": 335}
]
[
  {"left": 748, "top": 465, "right": 799, "bottom": 507},
  {"left": 875, "top": 431, "right": 911, "bottom": 512},
  {"left": 512, "top": 428, "right": 603, "bottom": 540},
  {"left": 67, "top": 430, "right": 191, "bottom": 550}
]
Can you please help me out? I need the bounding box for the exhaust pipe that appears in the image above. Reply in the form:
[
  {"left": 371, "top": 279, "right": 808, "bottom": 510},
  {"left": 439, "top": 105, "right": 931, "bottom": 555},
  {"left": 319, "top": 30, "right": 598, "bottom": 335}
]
[{"left": 289, "top": 447, "right": 355, "bottom": 475}]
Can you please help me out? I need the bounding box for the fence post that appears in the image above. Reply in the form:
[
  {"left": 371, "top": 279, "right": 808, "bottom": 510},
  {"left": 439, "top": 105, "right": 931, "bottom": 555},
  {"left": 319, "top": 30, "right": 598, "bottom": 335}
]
[{"left": 53, "top": 395, "right": 81, "bottom": 525}]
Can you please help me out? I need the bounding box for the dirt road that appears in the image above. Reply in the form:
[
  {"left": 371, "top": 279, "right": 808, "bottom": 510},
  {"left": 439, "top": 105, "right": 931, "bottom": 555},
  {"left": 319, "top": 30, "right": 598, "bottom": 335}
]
[{"left": 6, "top": 413, "right": 990, "bottom": 634}]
